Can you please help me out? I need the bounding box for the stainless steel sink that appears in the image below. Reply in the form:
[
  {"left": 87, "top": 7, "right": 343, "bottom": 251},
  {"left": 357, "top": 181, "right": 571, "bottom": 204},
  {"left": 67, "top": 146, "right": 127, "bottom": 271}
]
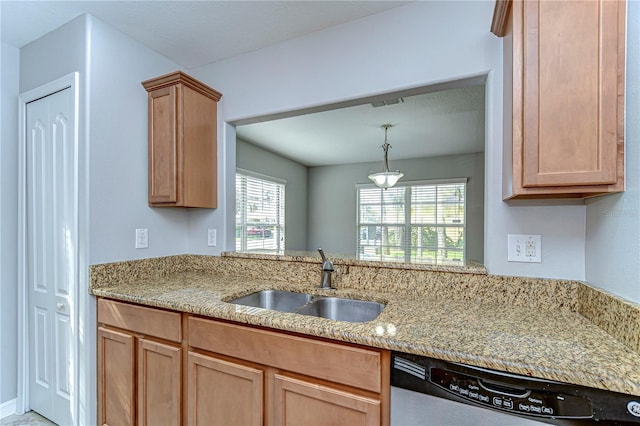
[
  {"left": 228, "top": 290, "right": 385, "bottom": 322},
  {"left": 294, "top": 297, "right": 385, "bottom": 323},
  {"left": 228, "top": 290, "right": 312, "bottom": 312}
]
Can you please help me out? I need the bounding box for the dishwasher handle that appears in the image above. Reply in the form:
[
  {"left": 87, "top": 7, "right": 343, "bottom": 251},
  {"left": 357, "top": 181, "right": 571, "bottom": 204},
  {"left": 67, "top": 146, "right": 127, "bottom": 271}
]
[{"left": 478, "top": 378, "right": 531, "bottom": 398}]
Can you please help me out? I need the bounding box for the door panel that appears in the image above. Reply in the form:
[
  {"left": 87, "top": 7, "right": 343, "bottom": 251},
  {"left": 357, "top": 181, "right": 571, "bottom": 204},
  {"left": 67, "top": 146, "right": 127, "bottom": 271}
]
[
  {"left": 521, "top": 0, "right": 621, "bottom": 187},
  {"left": 55, "top": 312, "right": 71, "bottom": 398},
  {"left": 137, "top": 338, "right": 182, "bottom": 426},
  {"left": 273, "top": 373, "right": 380, "bottom": 426},
  {"left": 187, "top": 351, "right": 263, "bottom": 426},
  {"left": 33, "top": 307, "right": 49, "bottom": 388},
  {"left": 98, "top": 327, "right": 135, "bottom": 426},
  {"left": 26, "top": 86, "right": 74, "bottom": 426}
]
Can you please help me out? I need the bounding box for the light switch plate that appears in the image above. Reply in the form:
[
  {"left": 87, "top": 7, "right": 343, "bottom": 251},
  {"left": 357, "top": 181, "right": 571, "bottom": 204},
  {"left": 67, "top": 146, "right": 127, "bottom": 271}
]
[
  {"left": 135, "top": 228, "right": 148, "bottom": 249},
  {"left": 507, "top": 234, "right": 541, "bottom": 263},
  {"left": 207, "top": 228, "right": 217, "bottom": 247}
]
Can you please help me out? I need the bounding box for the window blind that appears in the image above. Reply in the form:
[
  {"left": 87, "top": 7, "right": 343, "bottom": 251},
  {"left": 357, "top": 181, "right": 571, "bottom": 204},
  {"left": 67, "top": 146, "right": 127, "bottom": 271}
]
[
  {"left": 357, "top": 180, "right": 466, "bottom": 264},
  {"left": 236, "top": 171, "right": 285, "bottom": 252}
]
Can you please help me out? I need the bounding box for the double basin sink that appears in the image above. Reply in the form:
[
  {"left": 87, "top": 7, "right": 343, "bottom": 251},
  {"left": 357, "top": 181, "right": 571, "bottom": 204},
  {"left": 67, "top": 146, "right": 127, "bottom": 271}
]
[{"left": 227, "top": 289, "right": 385, "bottom": 323}]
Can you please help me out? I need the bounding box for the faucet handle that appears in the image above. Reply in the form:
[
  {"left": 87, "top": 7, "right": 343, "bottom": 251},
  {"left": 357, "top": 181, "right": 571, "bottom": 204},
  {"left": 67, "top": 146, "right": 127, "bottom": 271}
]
[
  {"left": 317, "top": 248, "right": 334, "bottom": 271},
  {"left": 318, "top": 248, "right": 327, "bottom": 262}
]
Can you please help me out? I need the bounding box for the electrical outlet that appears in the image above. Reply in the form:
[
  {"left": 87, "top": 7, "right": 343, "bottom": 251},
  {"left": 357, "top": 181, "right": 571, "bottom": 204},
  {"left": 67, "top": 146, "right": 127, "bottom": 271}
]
[
  {"left": 207, "top": 228, "right": 217, "bottom": 247},
  {"left": 507, "top": 234, "right": 541, "bottom": 263},
  {"left": 135, "top": 228, "right": 148, "bottom": 249},
  {"left": 526, "top": 238, "right": 536, "bottom": 257}
]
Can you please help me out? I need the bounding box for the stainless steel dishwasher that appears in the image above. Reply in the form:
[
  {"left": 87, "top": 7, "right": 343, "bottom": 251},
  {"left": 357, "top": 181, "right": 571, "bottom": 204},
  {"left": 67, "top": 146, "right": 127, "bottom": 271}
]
[{"left": 391, "top": 352, "right": 640, "bottom": 425}]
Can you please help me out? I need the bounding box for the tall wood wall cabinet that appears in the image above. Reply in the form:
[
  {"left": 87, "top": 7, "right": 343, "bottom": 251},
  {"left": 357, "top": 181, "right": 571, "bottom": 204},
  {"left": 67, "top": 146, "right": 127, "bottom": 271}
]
[
  {"left": 493, "top": 0, "right": 626, "bottom": 199},
  {"left": 142, "top": 72, "right": 222, "bottom": 207}
]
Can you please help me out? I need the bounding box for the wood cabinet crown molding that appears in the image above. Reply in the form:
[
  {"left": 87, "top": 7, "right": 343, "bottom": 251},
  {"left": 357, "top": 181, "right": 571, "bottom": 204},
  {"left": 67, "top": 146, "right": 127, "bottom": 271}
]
[
  {"left": 142, "top": 71, "right": 222, "bottom": 101},
  {"left": 491, "top": 0, "right": 512, "bottom": 37}
]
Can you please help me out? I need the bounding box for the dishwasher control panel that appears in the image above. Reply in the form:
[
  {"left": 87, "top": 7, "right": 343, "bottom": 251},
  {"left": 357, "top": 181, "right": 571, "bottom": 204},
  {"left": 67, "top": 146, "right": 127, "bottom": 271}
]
[
  {"left": 392, "top": 353, "right": 640, "bottom": 424},
  {"left": 430, "top": 367, "right": 592, "bottom": 419}
]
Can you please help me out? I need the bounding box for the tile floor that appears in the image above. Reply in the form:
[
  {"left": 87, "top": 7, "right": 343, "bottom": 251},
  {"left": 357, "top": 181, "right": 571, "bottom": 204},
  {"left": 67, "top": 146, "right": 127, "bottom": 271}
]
[{"left": 1, "top": 411, "right": 57, "bottom": 426}]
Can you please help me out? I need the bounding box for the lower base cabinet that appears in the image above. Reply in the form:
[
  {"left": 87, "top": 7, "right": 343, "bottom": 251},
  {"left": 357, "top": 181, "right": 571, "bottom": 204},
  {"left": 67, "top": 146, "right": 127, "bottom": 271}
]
[
  {"left": 97, "top": 298, "right": 390, "bottom": 425},
  {"left": 186, "top": 351, "right": 383, "bottom": 426},
  {"left": 97, "top": 299, "right": 183, "bottom": 426},
  {"left": 187, "top": 352, "right": 263, "bottom": 426},
  {"left": 188, "top": 316, "right": 390, "bottom": 426}
]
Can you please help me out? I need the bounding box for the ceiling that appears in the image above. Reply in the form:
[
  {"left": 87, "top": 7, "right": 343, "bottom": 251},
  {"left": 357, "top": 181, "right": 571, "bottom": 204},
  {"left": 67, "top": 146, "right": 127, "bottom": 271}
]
[
  {"left": 236, "top": 82, "right": 486, "bottom": 167},
  {"left": 1, "top": 1, "right": 410, "bottom": 69},
  {"left": 2, "top": 1, "right": 485, "bottom": 166}
]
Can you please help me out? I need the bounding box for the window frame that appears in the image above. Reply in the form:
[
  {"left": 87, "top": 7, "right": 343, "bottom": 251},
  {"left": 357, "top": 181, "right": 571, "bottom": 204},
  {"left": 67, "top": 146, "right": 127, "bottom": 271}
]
[
  {"left": 235, "top": 169, "right": 286, "bottom": 252},
  {"left": 355, "top": 178, "right": 467, "bottom": 264}
]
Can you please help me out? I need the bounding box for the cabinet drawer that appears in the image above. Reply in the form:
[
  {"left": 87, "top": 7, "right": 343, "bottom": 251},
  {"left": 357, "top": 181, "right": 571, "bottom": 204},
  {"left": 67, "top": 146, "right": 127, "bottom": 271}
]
[
  {"left": 188, "top": 317, "right": 382, "bottom": 392},
  {"left": 98, "top": 299, "right": 182, "bottom": 343}
]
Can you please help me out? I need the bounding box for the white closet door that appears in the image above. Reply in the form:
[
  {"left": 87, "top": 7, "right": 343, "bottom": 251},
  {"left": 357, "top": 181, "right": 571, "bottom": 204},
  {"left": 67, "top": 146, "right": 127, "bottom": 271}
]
[{"left": 26, "top": 86, "right": 75, "bottom": 426}]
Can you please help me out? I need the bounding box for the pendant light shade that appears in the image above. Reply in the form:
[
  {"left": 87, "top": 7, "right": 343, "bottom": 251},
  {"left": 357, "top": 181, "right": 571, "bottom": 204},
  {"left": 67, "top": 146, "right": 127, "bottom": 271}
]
[
  {"left": 367, "top": 170, "right": 404, "bottom": 188},
  {"left": 368, "top": 124, "right": 403, "bottom": 189}
]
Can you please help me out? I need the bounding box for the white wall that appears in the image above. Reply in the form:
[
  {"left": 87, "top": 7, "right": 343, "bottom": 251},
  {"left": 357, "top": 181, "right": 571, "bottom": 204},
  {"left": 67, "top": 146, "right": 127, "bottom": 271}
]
[
  {"left": 1, "top": 41, "right": 20, "bottom": 405},
  {"left": 585, "top": 1, "right": 640, "bottom": 303},
  {"left": 189, "top": 0, "right": 587, "bottom": 280},
  {"left": 88, "top": 15, "right": 188, "bottom": 264},
  {"left": 307, "top": 153, "right": 485, "bottom": 261},
  {"left": 236, "top": 138, "right": 308, "bottom": 250}
]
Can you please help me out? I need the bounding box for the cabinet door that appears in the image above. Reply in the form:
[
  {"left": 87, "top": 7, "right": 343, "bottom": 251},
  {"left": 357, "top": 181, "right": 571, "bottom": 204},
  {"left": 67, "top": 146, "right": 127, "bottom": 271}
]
[
  {"left": 137, "top": 338, "right": 182, "bottom": 426},
  {"left": 187, "top": 352, "right": 263, "bottom": 426},
  {"left": 148, "top": 85, "right": 179, "bottom": 204},
  {"left": 98, "top": 327, "right": 135, "bottom": 426},
  {"left": 272, "top": 374, "right": 380, "bottom": 426},
  {"left": 181, "top": 86, "right": 217, "bottom": 208},
  {"left": 517, "top": 0, "right": 624, "bottom": 188}
]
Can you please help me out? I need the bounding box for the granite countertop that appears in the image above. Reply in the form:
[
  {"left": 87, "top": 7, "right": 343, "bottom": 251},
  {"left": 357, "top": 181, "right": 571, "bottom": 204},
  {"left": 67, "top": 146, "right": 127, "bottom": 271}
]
[{"left": 91, "top": 270, "right": 640, "bottom": 397}]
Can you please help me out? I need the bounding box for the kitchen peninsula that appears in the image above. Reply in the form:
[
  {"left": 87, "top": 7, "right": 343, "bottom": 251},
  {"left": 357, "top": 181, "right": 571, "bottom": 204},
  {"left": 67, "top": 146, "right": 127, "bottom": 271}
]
[{"left": 91, "top": 252, "right": 640, "bottom": 425}]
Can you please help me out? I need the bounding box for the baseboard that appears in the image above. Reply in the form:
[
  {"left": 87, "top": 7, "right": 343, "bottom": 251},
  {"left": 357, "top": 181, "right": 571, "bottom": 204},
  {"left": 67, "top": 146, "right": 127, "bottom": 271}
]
[{"left": 0, "top": 398, "right": 16, "bottom": 419}]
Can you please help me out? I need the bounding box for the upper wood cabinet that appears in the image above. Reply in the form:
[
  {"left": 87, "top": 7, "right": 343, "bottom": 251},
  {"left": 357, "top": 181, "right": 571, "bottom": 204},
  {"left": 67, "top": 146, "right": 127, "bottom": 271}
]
[
  {"left": 142, "top": 72, "right": 222, "bottom": 208},
  {"left": 494, "top": 0, "right": 626, "bottom": 199}
]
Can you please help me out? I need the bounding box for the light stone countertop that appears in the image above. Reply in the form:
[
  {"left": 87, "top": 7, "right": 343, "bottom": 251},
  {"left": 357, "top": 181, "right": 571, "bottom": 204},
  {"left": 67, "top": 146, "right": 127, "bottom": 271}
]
[{"left": 90, "top": 270, "right": 640, "bottom": 397}]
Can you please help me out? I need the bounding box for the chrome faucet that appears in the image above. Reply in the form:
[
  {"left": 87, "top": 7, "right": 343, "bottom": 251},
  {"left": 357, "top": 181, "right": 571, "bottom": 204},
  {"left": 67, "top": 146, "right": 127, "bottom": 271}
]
[{"left": 317, "top": 248, "right": 335, "bottom": 289}]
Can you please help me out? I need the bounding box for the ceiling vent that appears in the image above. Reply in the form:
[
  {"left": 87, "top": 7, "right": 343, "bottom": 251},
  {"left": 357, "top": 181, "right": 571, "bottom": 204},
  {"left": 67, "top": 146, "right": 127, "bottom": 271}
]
[{"left": 371, "top": 98, "right": 404, "bottom": 108}]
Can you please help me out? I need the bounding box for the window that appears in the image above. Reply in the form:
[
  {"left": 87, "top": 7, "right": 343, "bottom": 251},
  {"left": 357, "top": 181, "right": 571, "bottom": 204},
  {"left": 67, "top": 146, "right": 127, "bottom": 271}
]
[
  {"left": 236, "top": 170, "right": 285, "bottom": 252},
  {"left": 357, "top": 180, "right": 466, "bottom": 264}
]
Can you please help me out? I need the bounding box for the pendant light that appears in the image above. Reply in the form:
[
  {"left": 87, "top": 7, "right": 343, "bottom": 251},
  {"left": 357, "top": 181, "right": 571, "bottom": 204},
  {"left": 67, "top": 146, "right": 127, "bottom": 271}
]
[{"left": 368, "top": 124, "right": 404, "bottom": 189}]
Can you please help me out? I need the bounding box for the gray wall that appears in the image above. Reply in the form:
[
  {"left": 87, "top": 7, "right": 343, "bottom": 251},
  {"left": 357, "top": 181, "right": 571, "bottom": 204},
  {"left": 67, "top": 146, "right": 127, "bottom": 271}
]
[
  {"left": 190, "top": 1, "right": 590, "bottom": 281},
  {"left": 585, "top": 1, "right": 640, "bottom": 302},
  {"left": 1, "top": 42, "right": 20, "bottom": 404},
  {"left": 88, "top": 15, "right": 188, "bottom": 264},
  {"left": 307, "top": 153, "right": 485, "bottom": 262},
  {"left": 236, "top": 138, "right": 308, "bottom": 250}
]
